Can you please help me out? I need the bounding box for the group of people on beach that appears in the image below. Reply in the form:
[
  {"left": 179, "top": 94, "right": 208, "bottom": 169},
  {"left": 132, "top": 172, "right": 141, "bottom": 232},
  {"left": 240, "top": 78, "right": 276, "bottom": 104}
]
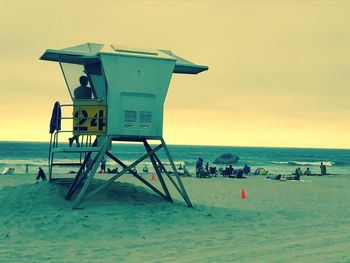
[
  {"left": 268, "top": 162, "right": 329, "bottom": 181},
  {"left": 195, "top": 157, "right": 215, "bottom": 178},
  {"left": 193, "top": 157, "right": 330, "bottom": 181},
  {"left": 195, "top": 157, "right": 251, "bottom": 179},
  {"left": 32, "top": 159, "right": 329, "bottom": 183},
  {"left": 293, "top": 162, "right": 327, "bottom": 177}
]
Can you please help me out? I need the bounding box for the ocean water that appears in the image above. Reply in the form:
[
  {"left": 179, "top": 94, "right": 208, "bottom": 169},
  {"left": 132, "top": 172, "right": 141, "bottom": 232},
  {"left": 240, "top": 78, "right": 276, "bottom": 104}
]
[{"left": 0, "top": 141, "right": 349, "bottom": 176}]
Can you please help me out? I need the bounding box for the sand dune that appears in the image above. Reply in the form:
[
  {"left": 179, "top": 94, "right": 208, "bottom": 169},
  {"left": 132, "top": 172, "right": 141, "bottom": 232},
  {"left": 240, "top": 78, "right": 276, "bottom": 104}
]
[{"left": 1, "top": 174, "right": 349, "bottom": 262}]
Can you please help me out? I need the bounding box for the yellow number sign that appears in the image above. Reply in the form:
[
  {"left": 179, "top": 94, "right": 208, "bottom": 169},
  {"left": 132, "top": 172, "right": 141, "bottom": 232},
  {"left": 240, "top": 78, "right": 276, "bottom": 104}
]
[{"left": 73, "top": 101, "right": 107, "bottom": 135}]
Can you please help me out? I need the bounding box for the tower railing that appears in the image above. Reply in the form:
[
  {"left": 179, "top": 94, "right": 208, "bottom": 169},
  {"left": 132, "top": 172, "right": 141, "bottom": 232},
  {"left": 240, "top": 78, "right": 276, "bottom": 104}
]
[
  {"left": 48, "top": 102, "right": 107, "bottom": 179},
  {"left": 50, "top": 103, "right": 107, "bottom": 148}
]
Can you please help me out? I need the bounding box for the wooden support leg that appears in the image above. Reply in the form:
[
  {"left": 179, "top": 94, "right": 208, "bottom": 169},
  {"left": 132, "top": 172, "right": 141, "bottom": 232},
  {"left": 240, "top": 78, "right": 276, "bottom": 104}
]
[
  {"left": 72, "top": 137, "right": 111, "bottom": 209},
  {"left": 66, "top": 139, "right": 98, "bottom": 200},
  {"left": 152, "top": 154, "right": 187, "bottom": 201},
  {"left": 105, "top": 151, "right": 168, "bottom": 201},
  {"left": 143, "top": 140, "right": 172, "bottom": 203},
  {"left": 65, "top": 151, "right": 93, "bottom": 200},
  {"left": 161, "top": 138, "right": 193, "bottom": 208},
  {"left": 49, "top": 152, "right": 54, "bottom": 182},
  {"left": 48, "top": 133, "right": 53, "bottom": 182},
  {"left": 83, "top": 143, "right": 163, "bottom": 202}
]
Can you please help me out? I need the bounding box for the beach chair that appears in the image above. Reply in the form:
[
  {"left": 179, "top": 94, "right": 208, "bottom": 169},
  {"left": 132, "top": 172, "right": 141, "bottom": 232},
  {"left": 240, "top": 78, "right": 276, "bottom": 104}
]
[
  {"left": 235, "top": 169, "right": 246, "bottom": 179},
  {"left": 199, "top": 170, "right": 211, "bottom": 178},
  {"left": 224, "top": 167, "right": 234, "bottom": 177},
  {"left": 209, "top": 167, "right": 217, "bottom": 177}
]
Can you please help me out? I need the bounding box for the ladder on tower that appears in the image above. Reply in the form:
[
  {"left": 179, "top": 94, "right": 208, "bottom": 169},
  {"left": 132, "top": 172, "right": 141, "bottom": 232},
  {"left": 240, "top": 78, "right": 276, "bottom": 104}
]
[{"left": 47, "top": 102, "right": 107, "bottom": 182}]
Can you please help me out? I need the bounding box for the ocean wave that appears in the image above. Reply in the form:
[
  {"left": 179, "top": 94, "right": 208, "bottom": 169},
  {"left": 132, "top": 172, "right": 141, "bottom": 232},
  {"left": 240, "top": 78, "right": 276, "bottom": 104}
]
[
  {"left": 272, "top": 161, "right": 335, "bottom": 166},
  {"left": 0, "top": 160, "right": 48, "bottom": 166}
]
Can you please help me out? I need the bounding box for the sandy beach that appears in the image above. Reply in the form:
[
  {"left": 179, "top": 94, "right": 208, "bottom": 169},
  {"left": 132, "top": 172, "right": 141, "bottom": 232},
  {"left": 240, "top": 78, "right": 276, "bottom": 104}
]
[
  {"left": 1, "top": 173, "right": 349, "bottom": 262},
  {"left": 1, "top": 0, "right": 349, "bottom": 262}
]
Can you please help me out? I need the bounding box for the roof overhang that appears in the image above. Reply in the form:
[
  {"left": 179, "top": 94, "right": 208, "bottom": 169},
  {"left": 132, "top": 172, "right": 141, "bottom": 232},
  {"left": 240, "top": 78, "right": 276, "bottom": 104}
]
[
  {"left": 40, "top": 43, "right": 209, "bottom": 74},
  {"left": 40, "top": 49, "right": 100, "bottom": 64}
]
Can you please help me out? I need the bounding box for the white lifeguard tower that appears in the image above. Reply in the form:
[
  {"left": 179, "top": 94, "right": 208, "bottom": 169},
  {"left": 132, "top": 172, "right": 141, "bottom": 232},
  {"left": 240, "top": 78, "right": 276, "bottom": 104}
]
[{"left": 40, "top": 43, "right": 208, "bottom": 208}]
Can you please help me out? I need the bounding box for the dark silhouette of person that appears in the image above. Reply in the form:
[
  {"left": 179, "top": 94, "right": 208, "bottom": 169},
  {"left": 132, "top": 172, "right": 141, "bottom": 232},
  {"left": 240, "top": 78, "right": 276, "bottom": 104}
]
[
  {"left": 320, "top": 162, "right": 327, "bottom": 175},
  {"left": 195, "top": 158, "right": 203, "bottom": 177},
  {"left": 69, "top": 76, "right": 92, "bottom": 146},
  {"left": 205, "top": 162, "right": 209, "bottom": 172},
  {"left": 36, "top": 167, "right": 47, "bottom": 182},
  {"left": 74, "top": 76, "right": 92, "bottom": 99},
  {"left": 99, "top": 159, "right": 106, "bottom": 173},
  {"left": 304, "top": 168, "right": 312, "bottom": 176},
  {"left": 227, "top": 165, "right": 234, "bottom": 174},
  {"left": 236, "top": 169, "right": 246, "bottom": 179},
  {"left": 243, "top": 164, "right": 251, "bottom": 174}
]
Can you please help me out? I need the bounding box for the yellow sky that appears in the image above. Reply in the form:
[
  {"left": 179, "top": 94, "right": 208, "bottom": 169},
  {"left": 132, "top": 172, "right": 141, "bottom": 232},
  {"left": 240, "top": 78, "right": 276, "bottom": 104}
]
[{"left": 0, "top": 1, "right": 349, "bottom": 148}]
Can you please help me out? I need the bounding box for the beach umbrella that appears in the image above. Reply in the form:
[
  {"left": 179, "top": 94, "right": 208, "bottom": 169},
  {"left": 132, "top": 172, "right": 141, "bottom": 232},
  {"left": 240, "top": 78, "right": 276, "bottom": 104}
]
[{"left": 213, "top": 153, "right": 240, "bottom": 165}]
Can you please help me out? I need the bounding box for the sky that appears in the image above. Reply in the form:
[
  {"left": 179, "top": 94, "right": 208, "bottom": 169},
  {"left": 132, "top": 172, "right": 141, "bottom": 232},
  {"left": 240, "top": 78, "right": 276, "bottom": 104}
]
[{"left": 0, "top": 1, "right": 349, "bottom": 149}]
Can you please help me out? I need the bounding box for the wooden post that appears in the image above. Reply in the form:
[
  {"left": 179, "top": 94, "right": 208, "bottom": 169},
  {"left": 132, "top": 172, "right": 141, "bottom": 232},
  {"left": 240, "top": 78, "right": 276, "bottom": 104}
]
[
  {"left": 161, "top": 138, "right": 193, "bottom": 208},
  {"left": 65, "top": 150, "right": 93, "bottom": 200},
  {"left": 143, "top": 140, "right": 172, "bottom": 202},
  {"left": 82, "top": 143, "right": 163, "bottom": 202},
  {"left": 152, "top": 153, "right": 187, "bottom": 201},
  {"left": 72, "top": 136, "right": 111, "bottom": 208},
  {"left": 105, "top": 151, "right": 168, "bottom": 201},
  {"left": 48, "top": 133, "right": 53, "bottom": 181},
  {"left": 65, "top": 138, "right": 98, "bottom": 200}
]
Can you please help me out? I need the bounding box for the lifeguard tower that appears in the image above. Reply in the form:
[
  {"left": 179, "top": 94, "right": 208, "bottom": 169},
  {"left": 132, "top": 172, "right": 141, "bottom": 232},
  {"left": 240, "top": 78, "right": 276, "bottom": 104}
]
[{"left": 40, "top": 43, "right": 208, "bottom": 208}]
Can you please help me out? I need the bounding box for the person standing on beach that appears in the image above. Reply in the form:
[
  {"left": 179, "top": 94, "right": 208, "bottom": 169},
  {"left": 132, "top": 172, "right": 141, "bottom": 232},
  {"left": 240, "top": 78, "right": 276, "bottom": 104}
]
[
  {"left": 195, "top": 158, "right": 203, "bottom": 177},
  {"left": 36, "top": 167, "right": 47, "bottom": 183},
  {"left": 100, "top": 159, "right": 106, "bottom": 173},
  {"left": 320, "top": 162, "right": 327, "bottom": 175}
]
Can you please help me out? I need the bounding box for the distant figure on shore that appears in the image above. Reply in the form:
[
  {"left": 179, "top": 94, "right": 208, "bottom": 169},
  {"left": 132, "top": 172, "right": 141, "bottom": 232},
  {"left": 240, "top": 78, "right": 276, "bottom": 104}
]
[
  {"left": 267, "top": 174, "right": 282, "bottom": 181},
  {"left": 2, "top": 167, "right": 15, "bottom": 175},
  {"left": 205, "top": 162, "right": 209, "bottom": 172},
  {"left": 178, "top": 163, "right": 183, "bottom": 170},
  {"left": 99, "top": 159, "right": 106, "bottom": 173},
  {"left": 36, "top": 167, "right": 47, "bottom": 183},
  {"left": 195, "top": 158, "right": 203, "bottom": 177},
  {"left": 320, "top": 162, "right": 327, "bottom": 175},
  {"left": 235, "top": 169, "right": 246, "bottom": 179},
  {"left": 183, "top": 165, "right": 190, "bottom": 176},
  {"left": 285, "top": 172, "right": 301, "bottom": 181},
  {"left": 243, "top": 164, "right": 251, "bottom": 175},
  {"left": 226, "top": 165, "right": 234, "bottom": 176},
  {"left": 293, "top": 172, "right": 301, "bottom": 181},
  {"left": 304, "top": 168, "right": 312, "bottom": 176},
  {"left": 158, "top": 164, "right": 165, "bottom": 173},
  {"left": 295, "top": 168, "right": 303, "bottom": 176},
  {"left": 25, "top": 164, "right": 29, "bottom": 174},
  {"left": 107, "top": 167, "right": 119, "bottom": 174}
]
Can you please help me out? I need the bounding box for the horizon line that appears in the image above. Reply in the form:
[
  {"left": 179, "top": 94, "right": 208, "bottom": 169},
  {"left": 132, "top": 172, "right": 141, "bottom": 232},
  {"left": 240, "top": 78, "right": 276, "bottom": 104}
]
[{"left": 0, "top": 140, "right": 349, "bottom": 151}]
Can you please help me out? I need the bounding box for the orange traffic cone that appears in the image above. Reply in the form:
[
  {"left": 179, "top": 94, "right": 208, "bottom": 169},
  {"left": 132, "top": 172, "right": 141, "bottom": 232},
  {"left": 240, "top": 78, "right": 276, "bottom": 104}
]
[
  {"left": 241, "top": 188, "right": 246, "bottom": 199},
  {"left": 151, "top": 174, "right": 155, "bottom": 181}
]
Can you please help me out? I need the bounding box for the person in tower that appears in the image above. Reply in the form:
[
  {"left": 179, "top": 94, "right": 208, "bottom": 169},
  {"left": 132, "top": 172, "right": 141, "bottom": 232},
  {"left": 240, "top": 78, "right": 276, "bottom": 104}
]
[{"left": 69, "top": 76, "right": 92, "bottom": 147}]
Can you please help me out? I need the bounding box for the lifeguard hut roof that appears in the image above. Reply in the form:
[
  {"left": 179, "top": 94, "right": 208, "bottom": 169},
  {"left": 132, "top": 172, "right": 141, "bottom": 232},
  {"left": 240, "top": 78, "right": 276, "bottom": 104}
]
[{"left": 40, "top": 42, "right": 208, "bottom": 74}]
